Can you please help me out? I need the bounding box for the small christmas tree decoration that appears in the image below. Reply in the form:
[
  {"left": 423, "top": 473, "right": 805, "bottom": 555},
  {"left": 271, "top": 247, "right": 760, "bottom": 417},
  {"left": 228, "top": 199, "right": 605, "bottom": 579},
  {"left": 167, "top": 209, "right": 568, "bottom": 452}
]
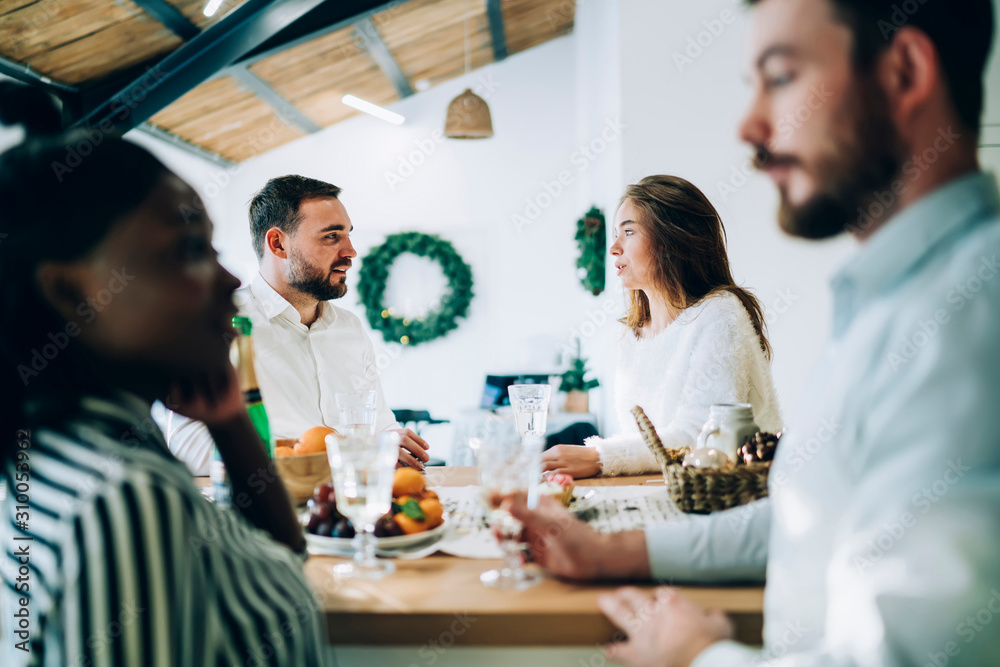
[{"left": 560, "top": 338, "right": 599, "bottom": 413}]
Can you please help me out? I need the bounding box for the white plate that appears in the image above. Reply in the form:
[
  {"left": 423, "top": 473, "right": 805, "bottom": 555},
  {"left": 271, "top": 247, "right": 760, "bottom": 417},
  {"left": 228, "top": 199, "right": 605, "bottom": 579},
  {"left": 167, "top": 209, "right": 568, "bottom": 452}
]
[{"left": 306, "top": 521, "right": 449, "bottom": 556}]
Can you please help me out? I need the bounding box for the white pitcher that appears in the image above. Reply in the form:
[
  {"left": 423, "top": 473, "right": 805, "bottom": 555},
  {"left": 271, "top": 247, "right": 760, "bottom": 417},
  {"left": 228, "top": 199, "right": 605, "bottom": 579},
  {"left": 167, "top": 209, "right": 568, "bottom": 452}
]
[{"left": 695, "top": 403, "right": 760, "bottom": 463}]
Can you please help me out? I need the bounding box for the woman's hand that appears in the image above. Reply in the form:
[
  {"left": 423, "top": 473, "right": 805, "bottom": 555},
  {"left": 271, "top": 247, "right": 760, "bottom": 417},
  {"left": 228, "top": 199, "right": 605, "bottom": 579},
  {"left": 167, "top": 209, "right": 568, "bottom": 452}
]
[
  {"left": 598, "top": 587, "right": 734, "bottom": 667},
  {"left": 541, "top": 445, "right": 602, "bottom": 479},
  {"left": 167, "top": 366, "right": 245, "bottom": 427}
]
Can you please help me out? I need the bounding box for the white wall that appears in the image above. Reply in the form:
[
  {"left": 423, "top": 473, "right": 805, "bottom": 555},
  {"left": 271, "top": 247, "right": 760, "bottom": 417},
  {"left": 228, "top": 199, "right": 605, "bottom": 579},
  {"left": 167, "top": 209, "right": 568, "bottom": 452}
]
[
  {"left": 164, "top": 36, "right": 613, "bottom": 461},
  {"left": 616, "top": 0, "right": 854, "bottom": 419}
]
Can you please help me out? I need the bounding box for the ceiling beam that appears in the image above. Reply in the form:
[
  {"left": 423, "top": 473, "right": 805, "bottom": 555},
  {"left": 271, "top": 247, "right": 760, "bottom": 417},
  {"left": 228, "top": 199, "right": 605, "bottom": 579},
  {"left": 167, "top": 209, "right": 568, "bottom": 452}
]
[
  {"left": 232, "top": 0, "right": 408, "bottom": 67},
  {"left": 71, "top": 0, "right": 354, "bottom": 134},
  {"left": 132, "top": 0, "right": 201, "bottom": 41},
  {"left": 353, "top": 17, "right": 414, "bottom": 98},
  {"left": 229, "top": 67, "right": 322, "bottom": 133},
  {"left": 136, "top": 123, "right": 235, "bottom": 167},
  {"left": 0, "top": 56, "right": 77, "bottom": 95},
  {"left": 485, "top": 0, "right": 508, "bottom": 62}
]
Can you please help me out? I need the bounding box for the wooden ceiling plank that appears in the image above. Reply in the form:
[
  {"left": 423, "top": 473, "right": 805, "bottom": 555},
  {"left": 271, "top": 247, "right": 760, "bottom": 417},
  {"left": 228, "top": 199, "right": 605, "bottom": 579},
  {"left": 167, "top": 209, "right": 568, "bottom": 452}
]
[
  {"left": 352, "top": 16, "right": 414, "bottom": 98},
  {"left": 229, "top": 66, "right": 322, "bottom": 133}
]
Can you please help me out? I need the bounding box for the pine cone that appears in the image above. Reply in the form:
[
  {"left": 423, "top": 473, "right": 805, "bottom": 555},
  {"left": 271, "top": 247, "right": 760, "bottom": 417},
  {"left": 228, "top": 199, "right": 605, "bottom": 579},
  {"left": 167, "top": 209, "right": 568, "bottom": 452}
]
[{"left": 738, "top": 431, "right": 780, "bottom": 465}]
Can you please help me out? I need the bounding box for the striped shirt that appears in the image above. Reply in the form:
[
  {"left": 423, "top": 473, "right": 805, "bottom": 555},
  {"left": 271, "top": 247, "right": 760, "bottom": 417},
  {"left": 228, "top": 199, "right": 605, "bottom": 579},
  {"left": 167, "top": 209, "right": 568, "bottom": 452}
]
[{"left": 1, "top": 393, "right": 329, "bottom": 666}]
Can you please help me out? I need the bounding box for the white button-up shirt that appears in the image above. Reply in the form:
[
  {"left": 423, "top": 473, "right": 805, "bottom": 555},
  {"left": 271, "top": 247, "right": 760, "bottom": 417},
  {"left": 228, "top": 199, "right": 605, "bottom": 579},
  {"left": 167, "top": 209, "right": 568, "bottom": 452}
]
[
  {"left": 645, "top": 172, "right": 1000, "bottom": 666},
  {"left": 158, "top": 273, "right": 399, "bottom": 476}
]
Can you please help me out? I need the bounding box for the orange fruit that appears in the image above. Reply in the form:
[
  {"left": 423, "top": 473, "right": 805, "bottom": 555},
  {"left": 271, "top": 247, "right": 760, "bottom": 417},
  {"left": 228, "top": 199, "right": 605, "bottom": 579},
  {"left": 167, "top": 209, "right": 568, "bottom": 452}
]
[
  {"left": 422, "top": 489, "right": 439, "bottom": 501},
  {"left": 419, "top": 498, "right": 443, "bottom": 528},
  {"left": 297, "top": 426, "right": 337, "bottom": 455},
  {"left": 275, "top": 446, "right": 295, "bottom": 457},
  {"left": 392, "top": 468, "right": 425, "bottom": 497},
  {"left": 394, "top": 513, "right": 427, "bottom": 535}
]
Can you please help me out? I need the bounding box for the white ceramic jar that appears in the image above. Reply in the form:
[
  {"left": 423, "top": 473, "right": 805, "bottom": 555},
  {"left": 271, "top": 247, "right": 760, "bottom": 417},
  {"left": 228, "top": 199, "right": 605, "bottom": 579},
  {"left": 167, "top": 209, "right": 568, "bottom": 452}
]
[{"left": 694, "top": 403, "right": 760, "bottom": 463}]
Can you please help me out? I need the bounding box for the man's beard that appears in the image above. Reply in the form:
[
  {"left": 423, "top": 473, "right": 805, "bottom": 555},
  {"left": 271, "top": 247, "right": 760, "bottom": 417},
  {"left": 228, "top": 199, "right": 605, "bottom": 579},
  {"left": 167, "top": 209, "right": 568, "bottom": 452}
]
[
  {"left": 755, "top": 76, "right": 904, "bottom": 240},
  {"left": 288, "top": 248, "right": 348, "bottom": 301}
]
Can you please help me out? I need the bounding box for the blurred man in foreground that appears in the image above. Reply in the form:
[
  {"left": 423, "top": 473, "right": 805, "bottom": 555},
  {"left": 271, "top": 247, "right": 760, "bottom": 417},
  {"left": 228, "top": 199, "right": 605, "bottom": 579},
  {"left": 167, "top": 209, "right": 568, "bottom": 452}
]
[{"left": 508, "top": 0, "right": 1000, "bottom": 664}]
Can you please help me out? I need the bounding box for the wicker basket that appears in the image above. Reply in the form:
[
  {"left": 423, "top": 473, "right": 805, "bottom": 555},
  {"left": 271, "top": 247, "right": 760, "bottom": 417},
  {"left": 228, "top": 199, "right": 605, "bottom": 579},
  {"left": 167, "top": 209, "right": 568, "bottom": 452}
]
[{"left": 631, "top": 406, "right": 770, "bottom": 514}]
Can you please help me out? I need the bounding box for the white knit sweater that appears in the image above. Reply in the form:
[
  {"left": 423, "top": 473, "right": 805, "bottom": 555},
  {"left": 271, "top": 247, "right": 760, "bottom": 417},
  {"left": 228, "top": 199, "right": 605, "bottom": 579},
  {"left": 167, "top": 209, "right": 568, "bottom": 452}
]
[{"left": 589, "top": 292, "right": 782, "bottom": 476}]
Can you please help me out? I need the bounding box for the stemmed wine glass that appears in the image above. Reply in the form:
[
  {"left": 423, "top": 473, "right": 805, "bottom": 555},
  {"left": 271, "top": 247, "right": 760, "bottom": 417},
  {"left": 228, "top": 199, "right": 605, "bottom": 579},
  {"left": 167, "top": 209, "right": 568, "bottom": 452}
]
[
  {"left": 475, "top": 425, "right": 545, "bottom": 590},
  {"left": 327, "top": 430, "right": 400, "bottom": 579}
]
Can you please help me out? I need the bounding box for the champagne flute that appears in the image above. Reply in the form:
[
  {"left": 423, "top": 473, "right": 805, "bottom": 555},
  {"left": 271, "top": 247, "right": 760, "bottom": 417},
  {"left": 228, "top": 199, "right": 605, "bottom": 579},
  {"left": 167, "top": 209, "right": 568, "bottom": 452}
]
[
  {"left": 327, "top": 431, "right": 400, "bottom": 579},
  {"left": 475, "top": 429, "right": 544, "bottom": 590},
  {"left": 508, "top": 383, "right": 551, "bottom": 508}
]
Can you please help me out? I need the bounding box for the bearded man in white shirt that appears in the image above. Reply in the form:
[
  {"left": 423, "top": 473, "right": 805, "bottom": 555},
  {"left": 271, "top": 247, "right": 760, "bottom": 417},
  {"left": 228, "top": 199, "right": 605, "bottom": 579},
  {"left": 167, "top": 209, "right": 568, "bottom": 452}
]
[
  {"left": 158, "top": 176, "right": 430, "bottom": 474},
  {"left": 504, "top": 0, "right": 1000, "bottom": 666}
]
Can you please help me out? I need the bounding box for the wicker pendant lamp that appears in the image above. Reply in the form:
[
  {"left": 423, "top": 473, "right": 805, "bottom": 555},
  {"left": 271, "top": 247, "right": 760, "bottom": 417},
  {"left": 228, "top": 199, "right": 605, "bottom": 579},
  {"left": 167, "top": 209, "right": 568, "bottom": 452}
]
[
  {"left": 445, "top": 89, "right": 493, "bottom": 139},
  {"left": 445, "top": 0, "right": 494, "bottom": 139}
]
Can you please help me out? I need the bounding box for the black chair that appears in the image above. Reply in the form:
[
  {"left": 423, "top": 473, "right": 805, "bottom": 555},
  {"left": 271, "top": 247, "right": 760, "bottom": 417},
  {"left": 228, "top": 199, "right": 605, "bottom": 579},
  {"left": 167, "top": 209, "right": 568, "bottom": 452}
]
[{"left": 392, "top": 409, "right": 449, "bottom": 467}]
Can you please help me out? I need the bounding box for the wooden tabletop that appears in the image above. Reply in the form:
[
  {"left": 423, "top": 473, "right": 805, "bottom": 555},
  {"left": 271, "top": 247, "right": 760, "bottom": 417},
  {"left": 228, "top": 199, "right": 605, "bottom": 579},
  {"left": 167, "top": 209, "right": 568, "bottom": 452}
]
[{"left": 302, "top": 466, "right": 765, "bottom": 647}]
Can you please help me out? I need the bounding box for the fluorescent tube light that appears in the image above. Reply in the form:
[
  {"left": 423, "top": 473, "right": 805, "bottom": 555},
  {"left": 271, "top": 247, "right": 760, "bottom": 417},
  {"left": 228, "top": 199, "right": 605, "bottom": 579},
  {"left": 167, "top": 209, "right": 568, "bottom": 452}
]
[
  {"left": 342, "top": 94, "right": 405, "bottom": 125},
  {"left": 204, "top": 0, "right": 224, "bottom": 17}
]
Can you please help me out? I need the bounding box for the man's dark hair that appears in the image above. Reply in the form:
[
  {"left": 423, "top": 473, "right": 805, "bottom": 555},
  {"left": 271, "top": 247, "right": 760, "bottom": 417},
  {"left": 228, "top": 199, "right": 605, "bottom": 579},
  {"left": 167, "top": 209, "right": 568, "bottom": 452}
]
[
  {"left": 249, "top": 175, "right": 342, "bottom": 259},
  {"left": 747, "top": 0, "right": 995, "bottom": 136}
]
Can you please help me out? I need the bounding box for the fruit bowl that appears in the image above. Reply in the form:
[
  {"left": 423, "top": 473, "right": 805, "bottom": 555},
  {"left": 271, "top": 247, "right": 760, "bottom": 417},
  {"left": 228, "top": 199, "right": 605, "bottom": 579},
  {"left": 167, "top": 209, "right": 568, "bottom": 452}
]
[
  {"left": 305, "top": 521, "right": 449, "bottom": 557},
  {"left": 274, "top": 451, "right": 331, "bottom": 505}
]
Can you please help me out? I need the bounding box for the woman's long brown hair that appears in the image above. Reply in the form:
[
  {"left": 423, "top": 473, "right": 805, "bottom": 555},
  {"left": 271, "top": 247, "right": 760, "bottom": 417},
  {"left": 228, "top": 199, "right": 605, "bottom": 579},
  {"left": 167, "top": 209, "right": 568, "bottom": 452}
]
[{"left": 618, "top": 175, "right": 771, "bottom": 359}]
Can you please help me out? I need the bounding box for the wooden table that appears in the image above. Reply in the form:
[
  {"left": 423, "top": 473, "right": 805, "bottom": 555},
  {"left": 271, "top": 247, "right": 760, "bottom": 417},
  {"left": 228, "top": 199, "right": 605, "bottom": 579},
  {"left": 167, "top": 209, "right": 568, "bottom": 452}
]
[{"left": 302, "top": 467, "right": 765, "bottom": 647}]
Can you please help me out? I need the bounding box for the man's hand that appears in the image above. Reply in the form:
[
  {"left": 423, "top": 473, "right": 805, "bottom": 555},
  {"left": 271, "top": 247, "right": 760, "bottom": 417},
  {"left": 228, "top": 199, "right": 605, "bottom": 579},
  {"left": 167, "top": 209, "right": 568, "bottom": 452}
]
[
  {"left": 598, "top": 587, "right": 734, "bottom": 667},
  {"left": 503, "top": 493, "right": 649, "bottom": 581},
  {"left": 396, "top": 429, "right": 430, "bottom": 470},
  {"left": 167, "top": 366, "right": 246, "bottom": 427},
  {"left": 542, "top": 445, "right": 602, "bottom": 478}
]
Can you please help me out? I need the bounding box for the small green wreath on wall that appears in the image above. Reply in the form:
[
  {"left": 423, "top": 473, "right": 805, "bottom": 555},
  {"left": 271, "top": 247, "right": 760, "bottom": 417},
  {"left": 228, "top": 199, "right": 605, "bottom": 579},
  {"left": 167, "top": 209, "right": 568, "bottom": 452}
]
[
  {"left": 576, "top": 206, "right": 606, "bottom": 296},
  {"left": 358, "top": 232, "right": 474, "bottom": 346}
]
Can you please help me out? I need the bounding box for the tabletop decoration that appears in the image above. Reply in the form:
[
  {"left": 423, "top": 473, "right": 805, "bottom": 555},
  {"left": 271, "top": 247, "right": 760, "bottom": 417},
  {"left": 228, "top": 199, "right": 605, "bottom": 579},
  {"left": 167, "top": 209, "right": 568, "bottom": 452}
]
[{"left": 633, "top": 405, "right": 774, "bottom": 514}]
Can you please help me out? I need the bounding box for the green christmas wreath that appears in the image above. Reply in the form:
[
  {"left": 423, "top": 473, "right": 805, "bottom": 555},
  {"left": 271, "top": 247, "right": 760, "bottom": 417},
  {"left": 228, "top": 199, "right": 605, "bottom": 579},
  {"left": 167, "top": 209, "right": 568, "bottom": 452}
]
[
  {"left": 576, "top": 206, "right": 606, "bottom": 296},
  {"left": 358, "top": 232, "right": 474, "bottom": 346}
]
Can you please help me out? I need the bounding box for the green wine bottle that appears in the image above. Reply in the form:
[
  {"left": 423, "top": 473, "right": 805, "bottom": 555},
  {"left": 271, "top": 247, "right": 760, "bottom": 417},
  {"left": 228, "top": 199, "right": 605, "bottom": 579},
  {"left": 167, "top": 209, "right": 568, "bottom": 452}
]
[{"left": 231, "top": 316, "right": 274, "bottom": 457}]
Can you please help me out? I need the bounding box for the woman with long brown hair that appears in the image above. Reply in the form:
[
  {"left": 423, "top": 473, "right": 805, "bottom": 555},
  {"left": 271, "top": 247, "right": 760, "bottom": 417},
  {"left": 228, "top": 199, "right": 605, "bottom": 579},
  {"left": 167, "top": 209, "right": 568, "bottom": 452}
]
[{"left": 543, "top": 175, "right": 782, "bottom": 477}]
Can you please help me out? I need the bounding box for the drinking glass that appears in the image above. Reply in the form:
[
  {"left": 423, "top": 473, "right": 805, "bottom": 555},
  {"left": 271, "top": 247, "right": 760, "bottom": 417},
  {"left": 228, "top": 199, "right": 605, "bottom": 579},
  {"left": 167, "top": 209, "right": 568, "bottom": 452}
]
[
  {"left": 327, "top": 431, "right": 400, "bottom": 579},
  {"left": 335, "top": 390, "right": 379, "bottom": 437},
  {"left": 508, "top": 384, "right": 551, "bottom": 439},
  {"left": 475, "top": 431, "right": 545, "bottom": 590}
]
